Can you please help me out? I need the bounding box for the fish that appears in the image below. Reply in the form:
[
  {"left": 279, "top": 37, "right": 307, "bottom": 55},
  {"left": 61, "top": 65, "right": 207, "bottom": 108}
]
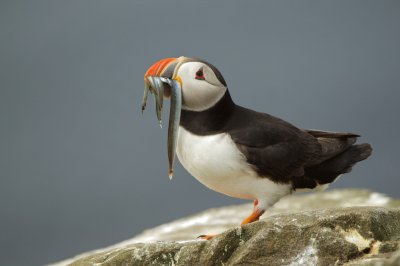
[
  {"left": 141, "top": 82, "right": 150, "bottom": 113},
  {"left": 154, "top": 77, "right": 164, "bottom": 128},
  {"left": 167, "top": 79, "right": 181, "bottom": 179},
  {"left": 142, "top": 76, "right": 181, "bottom": 179}
]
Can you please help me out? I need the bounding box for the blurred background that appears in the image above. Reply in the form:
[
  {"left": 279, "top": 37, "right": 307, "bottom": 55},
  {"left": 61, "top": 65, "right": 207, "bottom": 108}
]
[{"left": 1, "top": 1, "right": 399, "bottom": 265}]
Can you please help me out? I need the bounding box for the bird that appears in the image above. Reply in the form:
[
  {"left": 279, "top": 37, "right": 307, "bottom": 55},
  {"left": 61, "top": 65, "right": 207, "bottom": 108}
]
[{"left": 142, "top": 56, "right": 372, "bottom": 239}]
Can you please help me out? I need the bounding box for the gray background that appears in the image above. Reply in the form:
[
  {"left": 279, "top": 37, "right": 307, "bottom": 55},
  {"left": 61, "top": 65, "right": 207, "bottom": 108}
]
[{"left": 1, "top": 1, "right": 399, "bottom": 265}]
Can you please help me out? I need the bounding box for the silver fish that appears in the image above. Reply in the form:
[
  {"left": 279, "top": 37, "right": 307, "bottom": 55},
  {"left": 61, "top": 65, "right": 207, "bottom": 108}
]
[
  {"left": 142, "top": 76, "right": 181, "bottom": 179},
  {"left": 154, "top": 77, "right": 164, "bottom": 127},
  {"left": 141, "top": 82, "right": 150, "bottom": 113},
  {"left": 148, "top": 77, "right": 161, "bottom": 123},
  {"left": 167, "top": 79, "right": 181, "bottom": 180},
  {"left": 148, "top": 76, "right": 166, "bottom": 127}
]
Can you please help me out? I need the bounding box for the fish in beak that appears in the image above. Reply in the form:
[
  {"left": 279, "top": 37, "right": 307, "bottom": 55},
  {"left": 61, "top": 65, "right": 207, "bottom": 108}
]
[{"left": 142, "top": 57, "right": 183, "bottom": 179}]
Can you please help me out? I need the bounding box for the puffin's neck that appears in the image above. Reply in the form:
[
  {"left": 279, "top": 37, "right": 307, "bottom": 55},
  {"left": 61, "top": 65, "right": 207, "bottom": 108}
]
[{"left": 180, "top": 91, "right": 235, "bottom": 136}]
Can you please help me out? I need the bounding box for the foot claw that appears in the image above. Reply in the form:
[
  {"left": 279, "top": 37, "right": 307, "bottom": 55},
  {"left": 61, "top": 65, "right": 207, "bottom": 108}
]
[{"left": 197, "top": 234, "right": 217, "bottom": 240}]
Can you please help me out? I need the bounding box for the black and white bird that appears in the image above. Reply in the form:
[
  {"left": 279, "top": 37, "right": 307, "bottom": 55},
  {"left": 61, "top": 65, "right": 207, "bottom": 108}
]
[{"left": 142, "top": 56, "right": 372, "bottom": 238}]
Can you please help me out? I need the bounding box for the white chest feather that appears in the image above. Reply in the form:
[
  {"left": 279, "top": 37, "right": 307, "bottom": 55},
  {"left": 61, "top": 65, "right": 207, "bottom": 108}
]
[{"left": 176, "top": 127, "right": 291, "bottom": 206}]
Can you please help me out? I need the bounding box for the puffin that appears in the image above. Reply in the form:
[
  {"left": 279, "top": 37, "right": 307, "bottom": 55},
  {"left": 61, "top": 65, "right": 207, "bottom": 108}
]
[{"left": 142, "top": 56, "right": 372, "bottom": 239}]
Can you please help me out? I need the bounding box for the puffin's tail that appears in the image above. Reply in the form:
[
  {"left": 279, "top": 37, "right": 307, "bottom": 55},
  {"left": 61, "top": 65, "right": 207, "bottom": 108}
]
[
  {"left": 292, "top": 130, "right": 372, "bottom": 190},
  {"left": 304, "top": 143, "right": 372, "bottom": 186}
]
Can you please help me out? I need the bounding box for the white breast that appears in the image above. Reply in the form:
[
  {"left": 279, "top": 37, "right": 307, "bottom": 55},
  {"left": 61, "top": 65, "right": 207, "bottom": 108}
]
[{"left": 176, "top": 127, "right": 291, "bottom": 207}]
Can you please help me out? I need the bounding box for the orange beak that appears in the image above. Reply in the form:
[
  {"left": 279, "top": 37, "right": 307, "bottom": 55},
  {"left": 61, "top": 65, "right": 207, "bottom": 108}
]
[{"left": 144, "top": 58, "right": 177, "bottom": 79}]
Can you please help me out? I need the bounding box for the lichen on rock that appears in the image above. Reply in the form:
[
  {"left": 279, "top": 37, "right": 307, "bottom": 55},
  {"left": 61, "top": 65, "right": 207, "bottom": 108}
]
[{"left": 51, "top": 189, "right": 400, "bottom": 266}]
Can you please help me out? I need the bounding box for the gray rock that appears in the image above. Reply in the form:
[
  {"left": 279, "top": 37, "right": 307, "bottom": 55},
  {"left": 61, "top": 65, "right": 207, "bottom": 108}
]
[{"left": 51, "top": 189, "right": 400, "bottom": 266}]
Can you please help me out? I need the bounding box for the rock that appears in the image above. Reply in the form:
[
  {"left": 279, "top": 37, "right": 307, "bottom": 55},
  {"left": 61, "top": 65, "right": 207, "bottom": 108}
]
[{"left": 51, "top": 189, "right": 400, "bottom": 266}]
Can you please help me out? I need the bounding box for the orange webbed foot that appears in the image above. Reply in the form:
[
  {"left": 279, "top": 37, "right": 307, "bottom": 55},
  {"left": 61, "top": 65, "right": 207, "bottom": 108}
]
[
  {"left": 241, "top": 199, "right": 265, "bottom": 225},
  {"left": 199, "top": 200, "right": 266, "bottom": 240}
]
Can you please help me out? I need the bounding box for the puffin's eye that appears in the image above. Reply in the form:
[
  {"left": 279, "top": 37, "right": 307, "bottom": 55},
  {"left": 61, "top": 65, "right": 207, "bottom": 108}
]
[{"left": 195, "top": 67, "right": 205, "bottom": 80}]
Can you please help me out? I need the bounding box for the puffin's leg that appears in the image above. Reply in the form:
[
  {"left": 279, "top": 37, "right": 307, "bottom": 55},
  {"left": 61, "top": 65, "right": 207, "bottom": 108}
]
[
  {"left": 241, "top": 199, "right": 265, "bottom": 225},
  {"left": 198, "top": 200, "right": 266, "bottom": 240}
]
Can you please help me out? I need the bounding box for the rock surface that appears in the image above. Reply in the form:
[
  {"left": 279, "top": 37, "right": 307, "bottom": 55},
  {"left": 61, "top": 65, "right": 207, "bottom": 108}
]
[{"left": 52, "top": 189, "right": 400, "bottom": 266}]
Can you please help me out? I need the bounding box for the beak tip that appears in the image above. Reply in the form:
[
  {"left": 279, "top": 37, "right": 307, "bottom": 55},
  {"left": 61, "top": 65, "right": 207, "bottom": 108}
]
[{"left": 169, "top": 170, "right": 174, "bottom": 180}]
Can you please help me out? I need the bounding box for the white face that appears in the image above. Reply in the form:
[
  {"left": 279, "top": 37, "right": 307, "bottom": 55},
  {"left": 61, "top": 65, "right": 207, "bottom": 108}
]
[{"left": 176, "top": 61, "right": 227, "bottom": 111}]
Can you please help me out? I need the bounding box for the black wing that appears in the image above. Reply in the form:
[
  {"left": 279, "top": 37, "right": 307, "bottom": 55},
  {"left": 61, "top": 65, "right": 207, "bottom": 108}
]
[
  {"left": 305, "top": 129, "right": 359, "bottom": 166},
  {"left": 226, "top": 106, "right": 321, "bottom": 183},
  {"left": 305, "top": 129, "right": 360, "bottom": 138}
]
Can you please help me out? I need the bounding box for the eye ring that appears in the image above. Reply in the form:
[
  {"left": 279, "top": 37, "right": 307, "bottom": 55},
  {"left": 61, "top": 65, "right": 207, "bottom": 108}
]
[{"left": 195, "top": 67, "right": 205, "bottom": 80}]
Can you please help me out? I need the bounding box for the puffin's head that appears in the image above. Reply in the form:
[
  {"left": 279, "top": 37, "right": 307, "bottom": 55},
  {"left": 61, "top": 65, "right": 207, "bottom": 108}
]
[
  {"left": 142, "top": 56, "right": 228, "bottom": 179},
  {"left": 144, "top": 56, "right": 228, "bottom": 111}
]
